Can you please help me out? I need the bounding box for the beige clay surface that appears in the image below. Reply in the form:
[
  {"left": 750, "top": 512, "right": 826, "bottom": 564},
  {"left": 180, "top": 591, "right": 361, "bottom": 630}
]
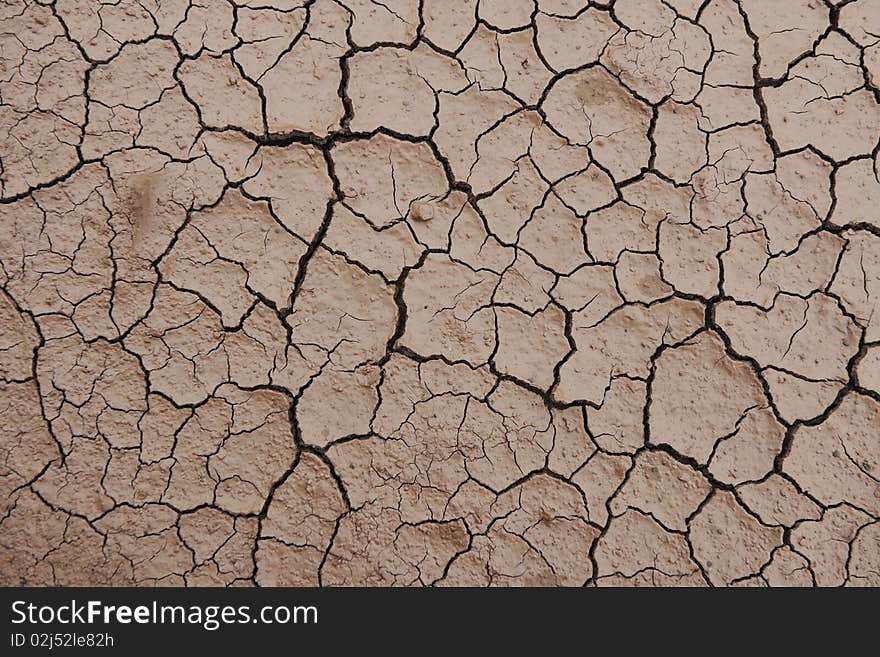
[{"left": 0, "top": 0, "right": 878, "bottom": 587}]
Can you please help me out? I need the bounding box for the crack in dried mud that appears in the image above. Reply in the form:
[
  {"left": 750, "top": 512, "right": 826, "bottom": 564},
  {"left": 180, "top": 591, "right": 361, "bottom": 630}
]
[{"left": 0, "top": 0, "right": 878, "bottom": 587}]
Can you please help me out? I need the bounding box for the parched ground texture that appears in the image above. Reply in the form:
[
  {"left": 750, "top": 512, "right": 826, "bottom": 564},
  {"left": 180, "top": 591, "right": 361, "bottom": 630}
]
[{"left": 1, "top": 0, "right": 879, "bottom": 588}]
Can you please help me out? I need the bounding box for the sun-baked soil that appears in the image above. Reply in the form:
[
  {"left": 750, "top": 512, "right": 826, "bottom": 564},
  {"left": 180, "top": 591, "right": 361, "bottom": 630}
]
[{"left": 1, "top": 0, "right": 878, "bottom": 587}]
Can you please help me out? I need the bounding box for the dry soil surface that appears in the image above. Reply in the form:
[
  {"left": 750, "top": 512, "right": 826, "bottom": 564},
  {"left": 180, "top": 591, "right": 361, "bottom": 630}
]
[{"left": 1, "top": 0, "right": 879, "bottom": 587}]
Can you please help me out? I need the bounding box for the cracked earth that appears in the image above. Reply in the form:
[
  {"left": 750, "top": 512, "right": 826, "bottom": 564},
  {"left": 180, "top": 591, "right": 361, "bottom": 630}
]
[{"left": 1, "top": 0, "right": 879, "bottom": 588}]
